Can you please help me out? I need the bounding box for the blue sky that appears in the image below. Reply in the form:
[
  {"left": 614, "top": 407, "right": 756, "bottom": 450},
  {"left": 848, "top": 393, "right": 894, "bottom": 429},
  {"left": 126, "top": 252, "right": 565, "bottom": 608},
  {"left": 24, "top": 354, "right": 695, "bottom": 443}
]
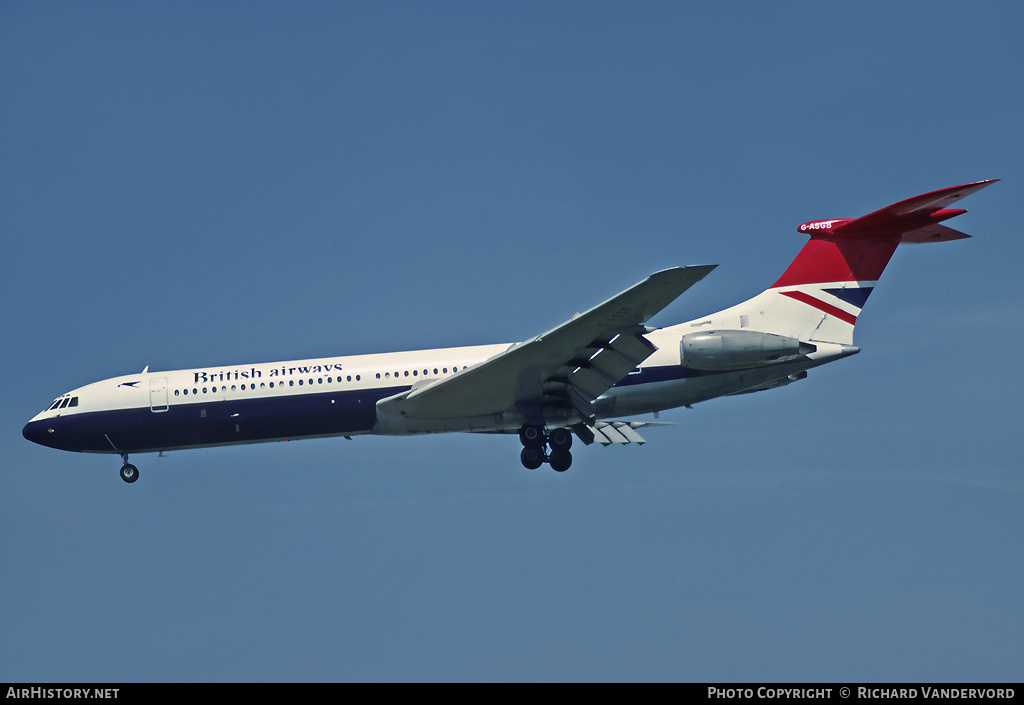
[{"left": 2, "top": 1, "right": 1021, "bottom": 682}]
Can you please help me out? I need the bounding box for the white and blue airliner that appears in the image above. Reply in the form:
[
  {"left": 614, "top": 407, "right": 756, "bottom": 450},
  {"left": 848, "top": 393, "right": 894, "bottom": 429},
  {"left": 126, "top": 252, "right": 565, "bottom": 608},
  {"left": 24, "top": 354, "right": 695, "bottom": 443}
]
[{"left": 23, "top": 181, "right": 995, "bottom": 482}]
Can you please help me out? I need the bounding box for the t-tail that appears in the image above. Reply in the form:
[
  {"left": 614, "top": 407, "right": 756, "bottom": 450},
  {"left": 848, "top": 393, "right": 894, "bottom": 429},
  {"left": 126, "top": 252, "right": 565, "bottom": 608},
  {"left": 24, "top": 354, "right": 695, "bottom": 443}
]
[{"left": 687, "top": 180, "right": 997, "bottom": 350}]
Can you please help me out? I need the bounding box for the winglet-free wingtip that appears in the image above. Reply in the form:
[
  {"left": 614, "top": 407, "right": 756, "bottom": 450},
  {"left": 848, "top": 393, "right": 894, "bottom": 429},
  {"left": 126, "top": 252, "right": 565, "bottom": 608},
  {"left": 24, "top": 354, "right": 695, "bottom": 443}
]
[{"left": 679, "top": 263, "right": 718, "bottom": 279}]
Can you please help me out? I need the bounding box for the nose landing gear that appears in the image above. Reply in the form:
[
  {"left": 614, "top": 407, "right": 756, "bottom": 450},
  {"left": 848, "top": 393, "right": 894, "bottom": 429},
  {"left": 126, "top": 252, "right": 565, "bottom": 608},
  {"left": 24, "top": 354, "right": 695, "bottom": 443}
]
[
  {"left": 118, "top": 453, "right": 139, "bottom": 484},
  {"left": 518, "top": 425, "right": 573, "bottom": 472}
]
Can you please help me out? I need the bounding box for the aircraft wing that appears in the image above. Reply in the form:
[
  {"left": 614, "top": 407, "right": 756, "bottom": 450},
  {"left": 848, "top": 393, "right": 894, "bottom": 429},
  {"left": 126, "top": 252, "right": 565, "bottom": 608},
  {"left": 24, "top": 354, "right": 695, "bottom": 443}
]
[{"left": 376, "top": 265, "right": 716, "bottom": 425}]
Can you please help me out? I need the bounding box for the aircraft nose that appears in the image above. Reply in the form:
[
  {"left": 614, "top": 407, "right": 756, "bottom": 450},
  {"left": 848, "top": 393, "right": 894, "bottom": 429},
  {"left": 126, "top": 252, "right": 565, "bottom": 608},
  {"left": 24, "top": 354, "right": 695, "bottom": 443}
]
[{"left": 22, "top": 419, "right": 53, "bottom": 448}]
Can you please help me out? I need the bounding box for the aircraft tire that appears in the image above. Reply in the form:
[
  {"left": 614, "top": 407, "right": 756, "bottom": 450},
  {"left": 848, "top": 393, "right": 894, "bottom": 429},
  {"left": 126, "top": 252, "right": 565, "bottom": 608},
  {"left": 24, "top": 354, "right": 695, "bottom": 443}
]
[
  {"left": 520, "top": 447, "right": 545, "bottom": 470},
  {"left": 549, "top": 450, "right": 572, "bottom": 472},
  {"left": 548, "top": 427, "right": 572, "bottom": 452},
  {"left": 120, "top": 464, "right": 139, "bottom": 484},
  {"left": 519, "top": 424, "right": 546, "bottom": 448}
]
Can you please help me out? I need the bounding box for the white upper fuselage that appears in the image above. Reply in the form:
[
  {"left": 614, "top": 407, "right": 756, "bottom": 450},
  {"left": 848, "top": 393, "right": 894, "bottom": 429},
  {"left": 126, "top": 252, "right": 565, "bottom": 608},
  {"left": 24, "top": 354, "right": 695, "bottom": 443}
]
[{"left": 25, "top": 343, "right": 506, "bottom": 447}]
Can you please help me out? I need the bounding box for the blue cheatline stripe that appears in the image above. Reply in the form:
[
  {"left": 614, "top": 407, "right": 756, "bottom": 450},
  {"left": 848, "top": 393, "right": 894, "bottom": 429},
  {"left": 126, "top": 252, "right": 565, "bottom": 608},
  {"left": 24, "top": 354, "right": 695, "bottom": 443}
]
[{"left": 822, "top": 286, "right": 873, "bottom": 309}]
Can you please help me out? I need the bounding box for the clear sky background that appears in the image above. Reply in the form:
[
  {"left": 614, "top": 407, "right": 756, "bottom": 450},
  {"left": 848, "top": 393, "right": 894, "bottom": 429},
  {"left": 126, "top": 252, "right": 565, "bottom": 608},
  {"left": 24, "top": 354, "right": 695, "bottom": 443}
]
[{"left": 2, "top": 1, "right": 1021, "bottom": 683}]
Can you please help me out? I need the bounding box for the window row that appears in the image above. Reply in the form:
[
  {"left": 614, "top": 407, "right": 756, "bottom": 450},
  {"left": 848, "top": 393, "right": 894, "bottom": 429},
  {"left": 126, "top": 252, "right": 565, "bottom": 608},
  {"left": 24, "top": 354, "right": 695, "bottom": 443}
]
[
  {"left": 374, "top": 366, "right": 467, "bottom": 380},
  {"left": 174, "top": 375, "right": 361, "bottom": 397},
  {"left": 170, "top": 366, "right": 468, "bottom": 398}
]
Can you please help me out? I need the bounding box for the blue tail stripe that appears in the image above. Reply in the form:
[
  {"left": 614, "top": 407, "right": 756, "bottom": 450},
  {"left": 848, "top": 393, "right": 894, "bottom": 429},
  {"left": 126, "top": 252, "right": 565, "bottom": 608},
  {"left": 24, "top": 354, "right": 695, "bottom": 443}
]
[{"left": 823, "top": 287, "right": 873, "bottom": 309}]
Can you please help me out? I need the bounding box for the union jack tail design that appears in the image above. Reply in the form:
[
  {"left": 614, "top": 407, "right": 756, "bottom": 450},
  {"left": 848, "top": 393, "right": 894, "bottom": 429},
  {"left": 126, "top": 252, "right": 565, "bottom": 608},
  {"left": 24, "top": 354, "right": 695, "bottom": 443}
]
[{"left": 722, "top": 180, "right": 997, "bottom": 346}]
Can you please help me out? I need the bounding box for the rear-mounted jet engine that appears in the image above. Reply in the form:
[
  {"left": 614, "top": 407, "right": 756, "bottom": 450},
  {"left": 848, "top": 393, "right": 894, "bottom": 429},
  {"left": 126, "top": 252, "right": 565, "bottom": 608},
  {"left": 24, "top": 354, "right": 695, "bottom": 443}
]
[{"left": 680, "top": 330, "right": 816, "bottom": 371}]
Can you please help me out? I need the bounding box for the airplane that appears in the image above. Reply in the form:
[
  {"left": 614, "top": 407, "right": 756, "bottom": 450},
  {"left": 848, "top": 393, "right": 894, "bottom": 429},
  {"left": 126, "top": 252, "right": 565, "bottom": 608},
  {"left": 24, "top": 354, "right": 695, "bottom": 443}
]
[{"left": 23, "top": 180, "right": 996, "bottom": 483}]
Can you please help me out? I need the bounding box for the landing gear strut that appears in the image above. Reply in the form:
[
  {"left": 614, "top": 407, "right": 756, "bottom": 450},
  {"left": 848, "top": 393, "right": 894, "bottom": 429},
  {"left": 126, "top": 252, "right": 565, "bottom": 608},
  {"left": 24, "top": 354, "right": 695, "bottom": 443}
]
[
  {"left": 119, "top": 453, "right": 139, "bottom": 484},
  {"left": 518, "top": 425, "right": 573, "bottom": 472}
]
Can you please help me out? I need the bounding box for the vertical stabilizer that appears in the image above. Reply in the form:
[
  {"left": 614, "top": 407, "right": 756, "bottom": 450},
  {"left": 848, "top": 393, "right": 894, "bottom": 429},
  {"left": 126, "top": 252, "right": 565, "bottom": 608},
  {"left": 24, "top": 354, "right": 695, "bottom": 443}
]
[{"left": 680, "top": 181, "right": 996, "bottom": 347}]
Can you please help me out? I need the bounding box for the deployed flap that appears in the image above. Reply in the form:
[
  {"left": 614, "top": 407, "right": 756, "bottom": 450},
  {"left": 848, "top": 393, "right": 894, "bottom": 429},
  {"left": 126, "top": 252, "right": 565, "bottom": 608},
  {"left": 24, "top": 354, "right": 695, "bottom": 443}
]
[
  {"left": 377, "top": 265, "right": 715, "bottom": 422},
  {"left": 573, "top": 421, "right": 673, "bottom": 446}
]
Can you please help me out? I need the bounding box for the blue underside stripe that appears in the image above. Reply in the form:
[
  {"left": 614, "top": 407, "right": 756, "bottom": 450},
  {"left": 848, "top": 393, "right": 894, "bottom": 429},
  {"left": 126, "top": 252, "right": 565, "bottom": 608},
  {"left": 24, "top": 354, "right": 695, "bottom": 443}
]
[{"left": 32, "top": 385, "right": 409, "bottom": 453}]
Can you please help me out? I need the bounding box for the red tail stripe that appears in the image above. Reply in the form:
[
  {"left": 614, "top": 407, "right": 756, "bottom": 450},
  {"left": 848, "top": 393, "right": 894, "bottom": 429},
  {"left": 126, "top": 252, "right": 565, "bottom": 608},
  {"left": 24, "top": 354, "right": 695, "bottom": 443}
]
[
  {"left": 780, "top": 290, "right": 858, "bottom": 325},
  {"left": 772, "top": 237, "right": 899, "bottom": 287}
]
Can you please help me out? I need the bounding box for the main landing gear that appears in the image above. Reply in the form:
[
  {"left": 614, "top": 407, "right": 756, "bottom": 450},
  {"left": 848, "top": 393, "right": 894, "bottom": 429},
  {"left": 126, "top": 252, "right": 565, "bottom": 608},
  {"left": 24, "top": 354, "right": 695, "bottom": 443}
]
[
  {"left": 519, "top": 425, "right": 573, "bottom": 472},
  {"left": 119, "top": 453, "right": 139, "bottom": 484}
]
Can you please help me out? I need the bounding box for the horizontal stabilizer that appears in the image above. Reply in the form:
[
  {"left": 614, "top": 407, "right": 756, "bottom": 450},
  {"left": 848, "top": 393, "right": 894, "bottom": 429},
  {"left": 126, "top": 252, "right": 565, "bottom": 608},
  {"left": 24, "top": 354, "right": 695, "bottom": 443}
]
[
  {"left": 898, "top": 223, "right": 971, "bottom": 244},
  {"left": 796, "top": 180, "right": 997, "bottom": 242}
]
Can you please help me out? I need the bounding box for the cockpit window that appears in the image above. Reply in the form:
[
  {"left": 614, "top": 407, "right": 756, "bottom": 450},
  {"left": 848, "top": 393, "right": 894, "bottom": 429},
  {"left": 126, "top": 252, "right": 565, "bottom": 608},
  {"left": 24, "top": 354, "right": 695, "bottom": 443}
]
[{"left": 46, "top": 396, "right": 79, "bottom": 411}]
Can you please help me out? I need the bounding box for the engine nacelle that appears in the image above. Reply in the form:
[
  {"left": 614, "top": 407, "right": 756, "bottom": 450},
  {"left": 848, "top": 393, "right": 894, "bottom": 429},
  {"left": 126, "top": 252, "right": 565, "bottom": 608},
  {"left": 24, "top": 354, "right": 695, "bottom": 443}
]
[{"left": 680, "top": 330, "right": 816, "bottom": 371}]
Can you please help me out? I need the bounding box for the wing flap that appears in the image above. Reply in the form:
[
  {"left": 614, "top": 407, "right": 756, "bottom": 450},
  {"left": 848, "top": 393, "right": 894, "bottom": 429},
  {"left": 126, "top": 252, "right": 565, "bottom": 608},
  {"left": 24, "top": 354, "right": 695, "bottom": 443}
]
[
  {"left": 594, "top": 423, "right": 627, "bottom": 444},
  {"left": 605, "top": 328, "right": 659, "bottom": 362},
  {"left": 569, "top": 366, "right": 615, "bottom": 400},
  {"left": 579, "top": 421, "right": 657, "bottom": 445},
  {"left": 588, "top": 343, "right": 642, "bottom": 381}
]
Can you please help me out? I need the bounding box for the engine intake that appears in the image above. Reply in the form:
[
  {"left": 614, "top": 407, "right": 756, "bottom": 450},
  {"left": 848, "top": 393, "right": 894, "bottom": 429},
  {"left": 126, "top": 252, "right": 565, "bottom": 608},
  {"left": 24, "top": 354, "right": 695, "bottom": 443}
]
[{"left": 680, "top": 330, "right": 816, "bottom": 371}]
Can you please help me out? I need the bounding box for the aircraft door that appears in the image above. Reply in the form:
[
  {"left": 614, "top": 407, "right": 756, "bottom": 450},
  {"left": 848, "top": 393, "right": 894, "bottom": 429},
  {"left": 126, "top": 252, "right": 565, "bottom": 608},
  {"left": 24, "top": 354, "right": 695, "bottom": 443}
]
[{"left": 149, "top": 377, "right": 169, "bottom": 413}]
